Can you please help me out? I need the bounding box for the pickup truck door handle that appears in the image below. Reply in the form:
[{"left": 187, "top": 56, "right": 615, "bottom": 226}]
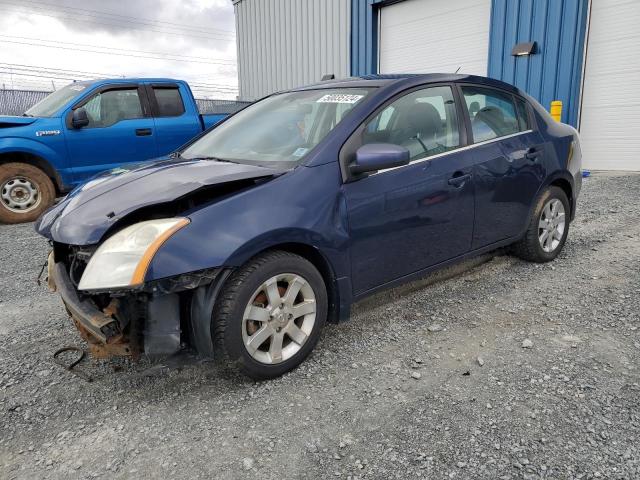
[
  {"left": 525, "top": 147, "right": 542, "bottom": 160},
  {"left": 448, "top": 172, "right": 472, "bottom": 187},
  {"left": 135, "top": 128, "right": 153, "bottom": 136}
]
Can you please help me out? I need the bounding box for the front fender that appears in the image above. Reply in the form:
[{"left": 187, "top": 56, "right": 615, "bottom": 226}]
[
  {"left": 0, "top": 133, "right": 68, "bottom": 176},
  {"left": 146, "top": 162, "right": 350, "bottom": 282},
  {"left": 148, "top": 220, "right": 350, "bottom": 283}
]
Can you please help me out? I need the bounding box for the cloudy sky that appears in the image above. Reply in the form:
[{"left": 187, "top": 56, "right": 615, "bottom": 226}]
[{"left": 0, "top": 0, "right": 238, "bottom": 99}]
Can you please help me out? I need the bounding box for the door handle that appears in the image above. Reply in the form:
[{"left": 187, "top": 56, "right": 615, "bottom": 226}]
[
  {"left": 525, "top": 147, "right": 541, "bottom": 160},
  {"left": 448, "top": 172, "right": 472, "bottom": 187},
  {"left": 135, "top": 128, "right": 153, "bottom": 136}
]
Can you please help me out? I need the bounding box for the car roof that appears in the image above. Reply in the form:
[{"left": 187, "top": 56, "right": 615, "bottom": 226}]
[
  {"left": 291, "top": 73, "right": 525, "bottom": 96},
  {"left": 68, "top": 78, "right": 186, "bottom": 86}
]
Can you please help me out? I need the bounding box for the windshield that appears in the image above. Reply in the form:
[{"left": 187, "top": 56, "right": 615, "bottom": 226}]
[
  {"left": 181, "top": 88, "right": 372, "bottom": 166},
  {"left": 24, "top": 82, "right": 90, "bottom": 117}
]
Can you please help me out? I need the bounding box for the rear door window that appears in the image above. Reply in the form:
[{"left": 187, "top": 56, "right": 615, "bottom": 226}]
[
  {"left": 152, "top": 87, "right": 185, "bottom": 117},
  {"left": 461, "top": 86, "right": 522, "bottom": 142}
]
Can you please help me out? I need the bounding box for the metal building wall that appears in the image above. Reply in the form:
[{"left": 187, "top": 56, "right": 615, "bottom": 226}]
[
  {"left": 488, "top": 0, "right": 589, "bottom": 126},
  {"left": 233, "top": 0, "right": 351, "bottom": 100}
]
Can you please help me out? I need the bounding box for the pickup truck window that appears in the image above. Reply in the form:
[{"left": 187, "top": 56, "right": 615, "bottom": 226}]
[
  {"left": 153, "top": 87, "right": 185, "bottom": 117},
  {"left": 24, "top": 83, "right": 89, "bottom": 117},
  {"left": 83, "top": 88, "right": 144, "bottom": 128},
  {"left": 181, "top": 88, "right": 373, "bottom": 167}
]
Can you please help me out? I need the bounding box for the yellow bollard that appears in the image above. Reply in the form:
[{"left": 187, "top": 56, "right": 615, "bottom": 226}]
[{"left": 550, "top": 100, "right": 563, "bottom": 122}]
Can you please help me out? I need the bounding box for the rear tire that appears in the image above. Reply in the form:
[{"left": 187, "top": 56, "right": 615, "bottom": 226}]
[
  {"left": 512, "top": 186, "right": 570, "bottom": 262},
  {"left": 0, "top": 162, "right": 56, "bottom": 224},
  {"left": 212, "top": 250, "right": 327, "bottom": 380}
]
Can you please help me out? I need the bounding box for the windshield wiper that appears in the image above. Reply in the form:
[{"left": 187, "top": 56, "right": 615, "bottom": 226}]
[
  {"left": 22, "top": 113, "right": 32, "bottom": 117},
  {"left": 189, "top": 156, "right": 239, "bottom": 164}
]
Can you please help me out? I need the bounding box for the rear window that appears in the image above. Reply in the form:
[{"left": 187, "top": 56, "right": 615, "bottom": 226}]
[{"left": 153, "top": 87, "right": 185, "bottom": 117}]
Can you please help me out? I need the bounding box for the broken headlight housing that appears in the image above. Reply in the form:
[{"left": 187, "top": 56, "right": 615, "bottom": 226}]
[{"left": 78, "top": 218, "right": 190, "bottom": 291}]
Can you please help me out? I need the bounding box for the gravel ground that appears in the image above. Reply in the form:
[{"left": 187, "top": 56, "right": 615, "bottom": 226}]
[{"left": 1, "top": 172, "right": 639, "bottom": 480}]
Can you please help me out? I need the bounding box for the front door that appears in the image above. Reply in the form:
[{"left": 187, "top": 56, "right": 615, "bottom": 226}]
[
  {"left": 65, "top": 85, "right": 158, "bottom": 184},
  {"left": 459, "top": 85, "right": 547, "bottom": 248},
  {"left": 343, "top": 86, "right": 475, "bottom": 295}
]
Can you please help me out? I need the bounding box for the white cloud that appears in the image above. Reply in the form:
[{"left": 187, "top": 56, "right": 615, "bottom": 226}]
[{"left": 0, "top": 0, "right": 238, "bottom": 99}]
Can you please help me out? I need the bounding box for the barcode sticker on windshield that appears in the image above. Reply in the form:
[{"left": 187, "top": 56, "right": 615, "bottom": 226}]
[
  {"left": 317, "top": 94, "right": 364, "bottom": 104},
  {"left": 69, "top": 85, "right": 86, "bottom": 91},
  {"left": 292, "top": 147, "right": 309, "bottom": 157}
]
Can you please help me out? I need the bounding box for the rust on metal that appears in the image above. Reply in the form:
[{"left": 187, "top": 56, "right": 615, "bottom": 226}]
[
  {"left": 102, "top": 299, "right": 119, "bottom": 318},
  {"left": 68, "top": 299, "right": 139, "bottom": 359},
  {"left": 71, "top": 316, "right": 136, "bottom": 358},
  {"left": 88, "top": 342, "right": 135, "bottom": 359}
]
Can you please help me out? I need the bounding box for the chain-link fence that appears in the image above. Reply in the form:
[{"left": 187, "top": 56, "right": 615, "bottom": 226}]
[
  {"left": 0, "top": 89, "right": 50, "bottom": 116},
  {"left": 0, "top": 89, "right": 251, "bottom": 116}
]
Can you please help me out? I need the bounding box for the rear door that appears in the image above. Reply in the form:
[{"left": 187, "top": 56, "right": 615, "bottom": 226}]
[
  {"left": 459, "top": 85, "right": 546, "bottom": 248},
  {"left": 146, "top": 83, "right": 202, "bottom": 156},
  {"left": 65, "top": 84, "right": 157, "bottom": 183},
  {"left": 342, "top": 85, "right": 475, "bottom": 295}
]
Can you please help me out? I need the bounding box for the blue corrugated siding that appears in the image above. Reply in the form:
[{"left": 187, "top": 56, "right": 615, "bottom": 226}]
[
  {"left": 351, "top": 0, "right": 386, "bottom": 76},
  {"left": 488, "top": 0, "right": 588, "bottom": 126}
]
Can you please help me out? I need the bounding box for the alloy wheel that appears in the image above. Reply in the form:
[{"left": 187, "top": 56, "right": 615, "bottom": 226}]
[
  {"left": 538, "top": 198, "right": 566, "bottom": 253},
  {"left": 241, "top": 273, "right": 317, "bottom": 364}
]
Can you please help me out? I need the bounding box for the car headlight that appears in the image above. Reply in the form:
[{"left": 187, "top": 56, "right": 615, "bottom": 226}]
[{"left": 78, "top": 218, "right": 190, "bottom": 291}]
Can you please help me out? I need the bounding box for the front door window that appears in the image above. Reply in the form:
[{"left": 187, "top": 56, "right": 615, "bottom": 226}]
[
  {"left": 362, "top": 85, "right": 461, "bottom": 161},
  {"left": 83, "top": 88, "right": 144, "bottom": 128}
]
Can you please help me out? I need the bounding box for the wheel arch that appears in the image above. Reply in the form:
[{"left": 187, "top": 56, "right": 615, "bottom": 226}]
[
  {"left": 517, "top": 171, "right": 575, "bottom": 240},
  {"left": 549, "top": 176, "right": 574, "bottom": 217},
  {"left": 0, "top": 151, "right": 64, "bottom": 193},
  {"left": 189, "top": 241, "right": 343, "bottom": 360},
  {"left": 242, "top": 242, "right": 342, "bottom": 324}
]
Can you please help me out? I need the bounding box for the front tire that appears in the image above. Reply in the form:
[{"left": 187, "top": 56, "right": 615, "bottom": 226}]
[
  {"left": 513, "top": 186, "right": 570, "bottom": 262},
  {"left": 0, "top": 162, "right": 56, "bottom": 224},
  {"left": 212, "top": 251, "right": 327, "bottom": 380}
]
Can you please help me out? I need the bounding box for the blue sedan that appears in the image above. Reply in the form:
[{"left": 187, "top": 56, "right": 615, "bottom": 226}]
[{"left": 37, "top": 74, "right": 582, "bottom": 379}]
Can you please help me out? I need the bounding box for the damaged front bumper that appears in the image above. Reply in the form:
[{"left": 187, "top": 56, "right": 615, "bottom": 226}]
[
  {"left": 47, "top": 251, "right": 227, "bottom": 359},
  {"left": 50, "top": 258, "right": 132, "bottom": 357}
]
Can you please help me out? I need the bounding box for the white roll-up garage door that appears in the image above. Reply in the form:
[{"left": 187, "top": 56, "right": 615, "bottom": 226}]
[
  {"left": 378, "top": 0, "right": 491, "bottom": 76},
  {"left": 579, "top": 0, "right": 640, "bottom": 171}
]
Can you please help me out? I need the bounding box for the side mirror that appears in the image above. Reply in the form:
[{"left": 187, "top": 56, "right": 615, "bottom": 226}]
[
  {"left": 71, "top": 107, "right": 90, "bottom": 129},
  {"left": 349, "top": 143, "right": 410, "bottom": 175}
]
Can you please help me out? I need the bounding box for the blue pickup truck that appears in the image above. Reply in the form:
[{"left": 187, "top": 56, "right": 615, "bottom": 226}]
[{"left": 0, "top": 78, "right": 233, "bottom": 223}]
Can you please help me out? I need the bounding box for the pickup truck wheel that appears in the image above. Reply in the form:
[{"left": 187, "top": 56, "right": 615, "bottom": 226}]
[
  {"left": 0, "top": 163, "right": 55, "bottom": 224},
  {"left": 212, "top": 251, "right": 327, "bottom": 380}
]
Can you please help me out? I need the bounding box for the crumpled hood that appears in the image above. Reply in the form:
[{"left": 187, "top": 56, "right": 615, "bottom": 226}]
[
  {"left": 35, "top": 157, "right": 285, "bottom": 245},
  {"left": 0, "top": 116, "right": 38, "bottom": 128}
]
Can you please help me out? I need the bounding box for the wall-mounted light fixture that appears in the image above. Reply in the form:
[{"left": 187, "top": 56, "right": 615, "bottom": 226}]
[{"left": 511, "top": 41, "right": 537, "bottom": 57}]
